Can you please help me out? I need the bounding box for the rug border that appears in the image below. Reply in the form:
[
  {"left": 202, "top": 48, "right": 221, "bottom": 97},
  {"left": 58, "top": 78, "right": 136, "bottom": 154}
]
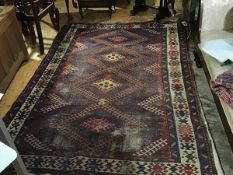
[{"left": 177, "top": 22, "right": 219, "bottom": 175}]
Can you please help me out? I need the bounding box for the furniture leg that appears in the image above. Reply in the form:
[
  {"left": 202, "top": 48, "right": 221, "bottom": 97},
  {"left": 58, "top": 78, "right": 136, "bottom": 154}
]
[
  {"left": 49, "top": 6, "right": 60, "bottom": 30},
  {"left": 65, "top": 0, "right": 70, "bottom": 17},
  {"left": 130, "top": 0, "right": 148, "bottom": 15},
  {"left": 21, "top": 20, "right": 30, "bottom": 36},
  {"left": 28, "top": 21, "right": 37, "bottom": 45},
  {"left": 0, "top": 119, "right": 28, "bottom": 175},
  {"left": 169, "top": 0, "right": 176, "bottom": 16},
  {"left": 155, "top": 0, "right": 171, "bottom": 21},
  {"left": 193, "top": 47, "right": 202, "bottom": 68},
  {"left": 108, "top": 4, "right": 112, "bottom": 17},
  {"left": 79, "top": 5, "right": 83, "bottom": 18},
  {"left": 34, "top": 20, "right": 44, "bottom": 54},
  {"left": 189, "top": 0, "right": 199, "bottom": 34},
  {"left": 113, "top": 0, "right": 116, "bottom": 9},
  {"left": 54, "top": 7, "right": 60, "bottom": 30},
  {"left": 72, "top": 0, "right": 78, "bottom": 8},
  {"left": 65, "top": 0, "right": 74, "bottom": 20}
]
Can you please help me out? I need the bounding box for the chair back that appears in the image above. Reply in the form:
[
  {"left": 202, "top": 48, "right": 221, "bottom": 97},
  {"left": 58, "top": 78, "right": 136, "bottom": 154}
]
[{"left": 12, "top": 0, "right": 46, "bottom": 16}]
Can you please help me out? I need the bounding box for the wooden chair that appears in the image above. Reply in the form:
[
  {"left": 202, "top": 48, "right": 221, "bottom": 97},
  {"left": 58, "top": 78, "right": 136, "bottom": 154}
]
[{"left": 13, "top": 0, "right": 60, "bottom": 54}]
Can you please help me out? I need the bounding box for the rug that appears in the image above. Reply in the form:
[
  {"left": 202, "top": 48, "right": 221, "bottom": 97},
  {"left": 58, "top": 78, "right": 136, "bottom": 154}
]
[
  {"left": 211, "top": 69, "right": 233, "bottom": 108},
  {"left": 3, "top": 22, "right": 217, "bottom": 174}
]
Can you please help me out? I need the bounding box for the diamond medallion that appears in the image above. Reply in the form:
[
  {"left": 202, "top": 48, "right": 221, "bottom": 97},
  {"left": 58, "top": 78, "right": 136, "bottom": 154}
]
[
  {"left": 81, "top": 117, "right": 115, "bottom": 133},
  {"left": 104, "top": 53, "right": 125, "bottom": 62},
  {"left": 92, "top": 75, "right": 121, "bottom": 93}
]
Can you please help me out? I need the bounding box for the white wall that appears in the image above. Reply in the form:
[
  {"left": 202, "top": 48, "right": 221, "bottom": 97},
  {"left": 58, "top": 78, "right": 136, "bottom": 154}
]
[{"left": 201, "top": 0, "right": 233, "bottom": 32}]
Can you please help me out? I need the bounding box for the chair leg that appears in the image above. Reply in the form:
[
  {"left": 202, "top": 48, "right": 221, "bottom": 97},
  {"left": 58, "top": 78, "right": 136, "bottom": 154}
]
[
  {"left": 109, "top": 5, "right": 112, "bottom": 18},
  {"left": 49, "top": 6, "right": 60, "bottom": 30},
  {"left": 21, "top": 21, "right": 29, "bottom": 36},
  {"left": 79, "top": 6, "right": 83, "bottom": 18},
  {"left": 113, "top": 0, "right": 116, "bottom": 9},
  {"left": 72, "top": 0, "right": 78, "bottom": 8},
  {"left": 28, "top": 21, "right": 37, "bottom": 45},
  {"left": 169, "top": 0, "right": 176, "bottom": 16},
  {"left": 34, "top": 20, "right": 44, "bottom": 54}
]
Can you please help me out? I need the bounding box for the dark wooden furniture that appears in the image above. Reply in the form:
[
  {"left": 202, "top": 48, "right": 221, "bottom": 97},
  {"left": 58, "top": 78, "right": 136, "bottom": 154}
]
[
  {"left": 65, "top": 0, "right": 78, "bottom": 19},
  {"left": 0, "top": 0, "right": 5, "bottom": 5},
  {"left": 155, "top": 0, "right": 175, "bottom": 20},
  {"left": 13, "top": 0, "right": 60, "bottom": 54},
  {"left": 76, "top": 0, "right": 115, "bottom": 17},
  {"left": 0, "top": 6, "right": 29, "bottom": 93},
  {"left": 131, "top": 0, "right": 175, "bottom": 20},
  {"left": 130, "top": 0, "right": 148, "bottom": 15}
]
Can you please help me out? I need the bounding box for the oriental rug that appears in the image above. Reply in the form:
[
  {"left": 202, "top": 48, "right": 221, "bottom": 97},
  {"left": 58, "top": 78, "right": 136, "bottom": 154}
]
[
  {"left": 211, "top": 69, "right": 233, "bottom": 108},
  {"left": 3, "top": 22, "right": 217, "bottom": 174}
]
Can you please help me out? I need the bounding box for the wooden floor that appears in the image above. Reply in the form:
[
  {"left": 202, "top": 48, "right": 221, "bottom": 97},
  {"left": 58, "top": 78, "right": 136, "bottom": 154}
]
[{"left": 0, "top": 59, "right": 42, "bottom": 117}]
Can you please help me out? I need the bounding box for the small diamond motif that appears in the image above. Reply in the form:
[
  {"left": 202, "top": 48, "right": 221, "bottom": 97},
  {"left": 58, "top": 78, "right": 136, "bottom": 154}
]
[
  {"left": 98, "top": 98, "right": 109, "bottom": 105},
  {"left": 81, "top": 117, "right": 115, "bottom": 133},
  {"left": 109, "top": 36, "right": 128, "bottom": 43},
  {"left": 62, "top": 65, "right": 79, "bottom": 75},
  {"left": 145, "top": 63, "right": 161, "bottom": 75},
  {"left": 104, "top": 53, "right": 125, "bottom": 62},
  {"left": 138, "top": 95, "right": 165, "bottom": 115},
  {"left": 74, "top": 42, "right": 87, "bottom": 51},
  {"left": 146, "top": 44, "right": 161, "bottom": 52},
  {"left": 92, "top": 75, "right": 121, "bottom": 93}
]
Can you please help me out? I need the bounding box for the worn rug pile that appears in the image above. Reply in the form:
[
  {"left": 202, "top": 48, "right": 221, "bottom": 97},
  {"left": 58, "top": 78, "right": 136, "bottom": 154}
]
[{"left": 3, "top": 22, "right": 217, "bottom": 174}]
